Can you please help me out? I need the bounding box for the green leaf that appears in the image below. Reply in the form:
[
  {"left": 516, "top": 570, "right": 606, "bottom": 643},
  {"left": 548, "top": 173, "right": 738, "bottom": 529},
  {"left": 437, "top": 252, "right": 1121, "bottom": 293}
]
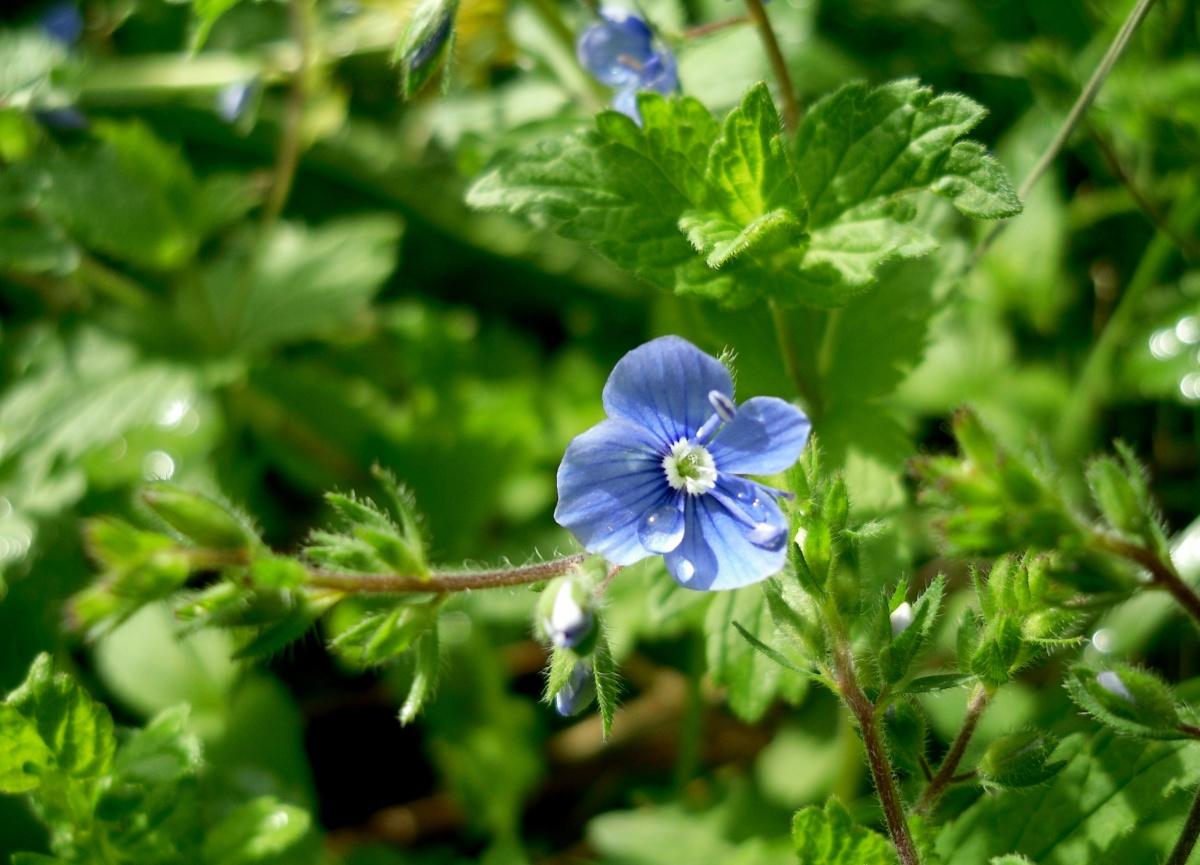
[
  {"left": 702, "top": 82, "right": 802, "bottom": 226},
  {"left": 6, "top": 653, "right": 115, "bottom": 781},
  {"left": 792, "top": 798, "right": 897, "bottom": 864},
  {"left": 978, "top": 728, "right": 1065, "bottom": 789},
  {"left": 191, "top": 0, "right": 244, "bottom": 50},
  {"left": 469, "top": 80, "right": 1017, "bottom": 308},
  {"left": 202, "top": 796, "right": 311, "bottom": 865},
  {"left": 795, "top": 79, "right": 1020, "bottom": 225},
  {"left": 731, "top": 620, "right": 813, "bottom": 678},
  {"left": 330, "top": 603, "right": 436, "bottom": 667},
  {"left": 0, "top": 703, "right": 52, "bottom": 793},
  {"left": 937, "top": 731, "right": 1200, "bottom": 864},
  {"left": 880, "top": 575, "right": 945, "bottom": 683},
  {"left": 183, "top": 215, "right": 402, "bottom": 354},
  {"left": 707, "top": 586, "right": 783, "bottom": 722},
  {"left": 398, "top": 625, "right": 440, "bottom": 725},
  {"left": 31, "top": 121, "right": 205, "bottom": 269},
  {"left": 1066, "top": 665, "right": 1187, "bottom": 740},
  {"left": 905, "top": 673, "right": 973, "bottom": 694},
  {"left": 140, "top": 484, "right": 259, "bottom": 550},
  {"left": 591, "top": 629, "right": 620, "bottom": 740},
  {"left": 0, "top": 29, "right": 68, "bottom": 107}
]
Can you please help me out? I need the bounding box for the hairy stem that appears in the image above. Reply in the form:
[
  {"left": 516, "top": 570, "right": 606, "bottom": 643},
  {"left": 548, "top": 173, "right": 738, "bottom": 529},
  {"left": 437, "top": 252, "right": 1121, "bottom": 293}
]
[
  {"left": 916, "top": 685, "right": 990, "bottom": 814},
  {"left": 261, "top": 0, "right": 313, "bottom": 230},
  {"left": 1092, "top": 532, "right": 1200, "bottom": 628},
  {"left": 1166, "top": 786, "right": 1200, "bottom": 865},
  {"left": 830, "top": 639, "right": 921, "bottom": 865},
  {"left": 305, "top": 553, "right": 588, "bottom": 594},
  {"left": 741, "top": 0, "right": 798, "bottom": 131},
  {"left": 974, "top": 0, "right": 1158, "bottom": 262}
]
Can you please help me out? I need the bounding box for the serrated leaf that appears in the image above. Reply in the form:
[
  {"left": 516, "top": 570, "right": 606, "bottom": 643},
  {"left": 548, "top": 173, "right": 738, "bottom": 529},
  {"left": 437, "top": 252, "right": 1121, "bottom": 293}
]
[
  {"left": 793, "top": 798, "right": 897, "bottom": 864},
  {"left": 201, "top": 796, "right": 311, "bottom": 865},
  {"left": 6, "top": 653, "right": 115, "bottom": 781},
  {"left": 0, "top": 703, "right": 52, "bottom": 793},
  {"left": 937, "top": 731, "right": 1200, "bottom": 864},
  {"left": 680, "top": 207, "right": 804, "bottom": 269}
]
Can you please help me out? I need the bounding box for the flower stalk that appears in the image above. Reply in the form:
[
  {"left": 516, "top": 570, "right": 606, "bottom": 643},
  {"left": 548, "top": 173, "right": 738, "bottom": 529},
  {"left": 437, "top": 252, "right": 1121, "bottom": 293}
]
[
  {"left": 916, "top": 685, "right": 990, "bottom": 815},
  {"left": 304, "top": 553, "right": 589, "bottom": 594},
  {"left": 741, "top": 0, "right": 798, "bottom": 131}
]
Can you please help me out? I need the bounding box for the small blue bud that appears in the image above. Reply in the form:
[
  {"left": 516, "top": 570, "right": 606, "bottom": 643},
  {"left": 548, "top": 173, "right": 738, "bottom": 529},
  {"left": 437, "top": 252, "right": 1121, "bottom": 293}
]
[
  {"left": 555, "top": 662, "right": 596, "bottom": 717},
  {"left": 216, "top": 81, "right": 255, "bottom": 123},
  {"left": 35, "top": 107, "right": 88, "bottom": 131},
  {"left": 41, "top": 2, "right": 83, "bottom": 46},
  {"left": 408, "top": 13, "right": 453, "bottom": 75}
]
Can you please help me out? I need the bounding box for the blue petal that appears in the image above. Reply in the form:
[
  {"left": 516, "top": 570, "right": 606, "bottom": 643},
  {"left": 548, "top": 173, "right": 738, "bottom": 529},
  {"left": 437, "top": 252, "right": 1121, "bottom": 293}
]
[
  {"left": 709, "top": 396, "right": 811, "bottom": 476},
  {"left": 555, "top": 418, "right": 670, "bottom": 565},
  {"left": 612, "top": 87, "right": 642, "bottom": 124},
  {"left": 603, "top": 336, "right": 734, "bottom": 448},
  {"left": 638, "top": 49, "right": 678, "bottom": 94},
  {"left": 664, "top": 477, "right": 788, "bottom": 591},
  {"left": 576, "top": 8, "right": 654, "bottom": 88}
]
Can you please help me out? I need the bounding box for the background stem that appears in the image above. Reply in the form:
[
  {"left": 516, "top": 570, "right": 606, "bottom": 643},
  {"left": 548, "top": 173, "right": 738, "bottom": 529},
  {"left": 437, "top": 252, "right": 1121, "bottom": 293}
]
[
  {"left": 261, "top": 0, "right": 313, "bottom": 231},
  {"left": 974, "top": 0, "right": 1159, "bottom": 262},
  {"left": 741, "top": 0, "right": 799, "bottom": 131}
]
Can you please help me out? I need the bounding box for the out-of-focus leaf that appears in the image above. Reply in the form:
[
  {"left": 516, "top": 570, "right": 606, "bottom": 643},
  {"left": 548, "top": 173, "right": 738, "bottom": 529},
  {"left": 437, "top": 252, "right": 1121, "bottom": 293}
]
[
  {"left": 201, "top": 796, "right": 311, "bottom": 865},
  {"left": 183, "top": 215, "right": 402, "bottom": 354},
  {"left": 0, "top": 703, "right": 52, "bottom": 793}
]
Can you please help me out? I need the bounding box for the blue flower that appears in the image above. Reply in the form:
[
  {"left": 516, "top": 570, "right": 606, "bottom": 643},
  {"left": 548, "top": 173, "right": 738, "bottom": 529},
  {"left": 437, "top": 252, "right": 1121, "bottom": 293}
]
[
  {"left": 555, "top": 336, "right": 811, "bottom": 591},
  {"left": 41, "top": 2, "right": 83, "bottom": 46},
  {"left": 216, "top": 81, "right": 256, "bottom": 124},
  {"left": 577, "top": 8, "right": 678, "bottom": 125}
]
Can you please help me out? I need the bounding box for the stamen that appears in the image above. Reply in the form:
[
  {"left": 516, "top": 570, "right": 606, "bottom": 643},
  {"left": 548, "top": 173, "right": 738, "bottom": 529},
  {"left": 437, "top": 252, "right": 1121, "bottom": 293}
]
[{"left": 695, "top": 390, "right": 737, "bottom": 445}]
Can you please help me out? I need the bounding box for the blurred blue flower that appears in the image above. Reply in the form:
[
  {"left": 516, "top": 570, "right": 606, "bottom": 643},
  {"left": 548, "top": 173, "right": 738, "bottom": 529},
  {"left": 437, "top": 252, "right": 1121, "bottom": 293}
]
[
  {"left": 216, "top": 81, "right": 255, "bottom": 123},
  {"left": 41, "top": 2, "right": 83, "bottom": 46},
  {"left": 576, "top": 8, "right": 678, "bottom": 125},
  {"left": 35, "top": 107, "right": 88, "bottom": 130},
  {"left": 555, "top": 336, "right": 811, "bottom": 591},
  {"left": 555, "top": 662, "right": 596, "bottom": 716}
]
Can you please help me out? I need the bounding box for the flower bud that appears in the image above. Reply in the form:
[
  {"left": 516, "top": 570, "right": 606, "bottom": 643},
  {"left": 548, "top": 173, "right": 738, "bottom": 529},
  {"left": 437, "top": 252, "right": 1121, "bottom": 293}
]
[
  {"left": 538, "top": 576, "right": 596, "bottom": 652},
  {"left": 140, "top": 484, "right": 256, "bottom": 549},
  {"left": 889, "top": 601, "right": 914, "bottom": 636},
  {"left": 555, "top": 661, "right": 595, "bottom": 717}
]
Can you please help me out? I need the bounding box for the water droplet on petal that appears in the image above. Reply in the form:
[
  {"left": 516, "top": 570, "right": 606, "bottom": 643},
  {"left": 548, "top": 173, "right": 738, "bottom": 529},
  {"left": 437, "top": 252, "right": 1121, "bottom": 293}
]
[
  {"left": 747, "top": 521, "right": 786, "bottom": 550},
  {"left": 674, "top": 557, "right": 695, "bottom": 583},
  {"left": 638, "top": 503, "right": 685, "bottom": 553}
]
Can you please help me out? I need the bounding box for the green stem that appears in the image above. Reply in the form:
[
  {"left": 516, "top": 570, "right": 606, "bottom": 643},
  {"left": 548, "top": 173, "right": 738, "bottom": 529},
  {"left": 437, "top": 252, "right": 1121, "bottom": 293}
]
[
  {"left": 261, "top": 0, "right": 314, "bottom": 231},
  {"left": 305, "top": 553, "right": 588, "bottom": 593},
  {"left": 916, "top": 685, "right": 989, "bottom": 814},
  {"left": 974, "top": 0, "right": 1159, "bottom": 262},
  {"left": 742, "top": 0, "right": 799, "bottom": 131},
  {"left": 769, "top": 300, "right": 821, "bottom": 416}
]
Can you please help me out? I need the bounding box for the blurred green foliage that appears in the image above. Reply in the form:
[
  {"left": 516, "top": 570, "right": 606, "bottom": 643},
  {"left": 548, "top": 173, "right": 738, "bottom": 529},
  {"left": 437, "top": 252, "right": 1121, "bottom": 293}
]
[{"left": 1, "top": 0, "right": 1199, "bottom": 863}]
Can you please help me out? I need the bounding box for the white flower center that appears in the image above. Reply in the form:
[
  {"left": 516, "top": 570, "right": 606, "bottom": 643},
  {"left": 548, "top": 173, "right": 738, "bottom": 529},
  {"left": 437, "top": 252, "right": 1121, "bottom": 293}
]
[{"left": 662, "top": 439, "right": 717, "bottom": 495}]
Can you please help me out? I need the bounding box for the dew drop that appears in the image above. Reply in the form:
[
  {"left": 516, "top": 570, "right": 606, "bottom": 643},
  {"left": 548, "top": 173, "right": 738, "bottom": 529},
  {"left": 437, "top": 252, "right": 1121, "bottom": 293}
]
[
  {"left": 638, "top": 503, "right": 684, "bottom": 553},
  {"left": 747, "top": 520, "right": 786, "bottom": 549},
  {"left": 674, "top": 557, "right": 695, "bottom": 583}
]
